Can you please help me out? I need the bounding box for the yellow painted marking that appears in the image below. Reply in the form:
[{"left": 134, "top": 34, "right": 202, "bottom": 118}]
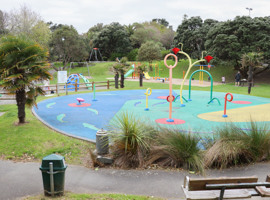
[{"left": 198, "top": 103, "right": 270, "bottom": 122}]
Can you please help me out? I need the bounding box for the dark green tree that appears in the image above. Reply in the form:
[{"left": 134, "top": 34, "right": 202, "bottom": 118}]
[
  {"left": 49, "top": 25, "right": 88, "bottom": 70},
  {"left": 205, "top": 16, "right": 270, "bottom": 72},
  {"left": 92, "top": 22, "right": 132, "bottom": 59},
  {"left": 173, "top": 16, "right": 218, "bottom": 59},
  {"left": 0, "top": 35, "right": 52, "bottom": 123},
  {"left": 152, "top": 18, "right": 169, "bottom": 27}
]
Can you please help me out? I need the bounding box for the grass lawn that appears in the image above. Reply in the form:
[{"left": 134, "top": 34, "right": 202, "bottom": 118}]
[
  {"left": 24, "top": 192, "right": 164, "bottom": 200},
  {"left": 0, "top": 103, "right": 94, "bottom": 165}
]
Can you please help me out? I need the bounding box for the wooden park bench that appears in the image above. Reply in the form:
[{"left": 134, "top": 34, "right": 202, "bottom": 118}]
[{"left": 182, "top": 175, "right": 270, "bottom": 200}]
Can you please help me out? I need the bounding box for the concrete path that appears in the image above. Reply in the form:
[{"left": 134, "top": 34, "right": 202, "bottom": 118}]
[{"left": 1, "top": 160, "right": 270, "bottom": 200}]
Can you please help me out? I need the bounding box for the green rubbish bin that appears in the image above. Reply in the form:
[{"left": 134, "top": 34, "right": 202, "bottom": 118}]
[{"left": 39, "top": 154, "right": 67, "bottom": 196}]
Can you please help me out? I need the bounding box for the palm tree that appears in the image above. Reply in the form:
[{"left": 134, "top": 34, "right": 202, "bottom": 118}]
[
  {"left": 0, "top": 35, "right": 52, "bottom": 123},
  {"left": 136, "top": 63, "right": 148, "bottom": 87},
  {"left": 240, "top": 52, "right": 263, "bottom": 94},
  {"left": 110, "top": 57, "right": 129, "bottom": 88}
]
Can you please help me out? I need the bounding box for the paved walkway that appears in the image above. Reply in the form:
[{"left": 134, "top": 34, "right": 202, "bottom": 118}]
[{"left": 1, "top": 159, "right": 270, "bottom": 200}]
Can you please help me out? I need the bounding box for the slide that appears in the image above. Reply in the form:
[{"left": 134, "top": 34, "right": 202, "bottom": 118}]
[
  {"left": 144, "top": 72, "right": 151, "bottom": 80},
  {"left": 79, "top": 74, "right": 92, "bottom": 89},
  {"left": 124, "top": 69, "right": 134, "bottom": 78},
  {"left": 124, "top": 64, "right": 135, "bottom": 78}
]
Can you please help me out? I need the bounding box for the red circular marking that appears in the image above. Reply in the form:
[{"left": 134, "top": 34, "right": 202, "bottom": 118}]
[
  {"left": 231, "top": 101, "right": 252, "bottom": 104},
  {"left": 68, "top": 103, "right": 91, "bottom": 107},
  {"left": 157, "top": 96, "right": 167, "bottom": 99},
  {"left": 167, "top": 95, "right": 175, "bottom": 102},
  {"left": 155, "top": 118, "right": 185, "bottom": 125}
]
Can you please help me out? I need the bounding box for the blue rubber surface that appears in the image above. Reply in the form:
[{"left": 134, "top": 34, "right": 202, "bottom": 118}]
[{"left": 33, "top": 90, "right": 270, "bottom": 141}]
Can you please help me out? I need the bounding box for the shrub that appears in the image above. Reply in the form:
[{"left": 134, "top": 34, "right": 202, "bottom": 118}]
[
  {"left": 109, "top": 53, "right": 126, "bottom": 61},
  {"left": 108, "top": 111, "right": 154, "bottom": 168},
  {"left": 127, "top": 48, "right": 138, "bottom": 61},
  {"left": 147, "top": 126, "right": 205, "bottom": 174},
  {"left": 161, "top": 49, "right": 170, "bottom": 59}
]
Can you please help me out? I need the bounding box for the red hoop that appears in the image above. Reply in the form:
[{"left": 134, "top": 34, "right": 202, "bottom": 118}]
[{"left": 167, "top": 95, "right": 175, "bottom": 102}]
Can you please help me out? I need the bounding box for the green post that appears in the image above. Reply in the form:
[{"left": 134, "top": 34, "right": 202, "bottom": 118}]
[
  {"left": 92, "top": 84, "right": 97, "bottom": 101},
  {"left": 189, "top": 70, "right": 213, "bottom": 101}
]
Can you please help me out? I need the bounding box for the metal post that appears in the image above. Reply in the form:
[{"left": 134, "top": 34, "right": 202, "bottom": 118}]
[
  {"left": 65, "top": 83, "right": 68, "bottom": 95},
  {"left": 49, "top": 162, "right": 54, "bottom": 197},
  {"left": 57, "top": 83, "right": 59, "bottom": 96},
  {"left": 87, "top": 63, "right": 90, "bottom": 78}
]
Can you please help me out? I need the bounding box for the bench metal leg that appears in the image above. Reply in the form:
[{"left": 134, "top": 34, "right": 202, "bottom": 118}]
[{"left": 219, "top": 187, "right": 225, "bottom": 200}]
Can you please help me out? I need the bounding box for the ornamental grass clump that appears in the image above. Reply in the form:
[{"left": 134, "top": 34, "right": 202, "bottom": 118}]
[
  {"left": 205, "top": 121, "right": 270, "bottom": 169},
  {"left": 147, "top": 126, "right": 205, "bottom": 174},
  {"left": 108, "top": 111, "right": 154, "bottom": 168},
  {"left": 242, "top": 121, "right": 270, "bottom": 161}
]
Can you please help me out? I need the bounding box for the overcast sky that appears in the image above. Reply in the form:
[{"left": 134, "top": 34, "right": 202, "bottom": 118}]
[{"left": 1, "top": 0, "right": 269, "bottom": 34}]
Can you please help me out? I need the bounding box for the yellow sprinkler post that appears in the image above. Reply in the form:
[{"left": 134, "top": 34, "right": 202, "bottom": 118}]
[{"left": 144, "top": 88, "right": 152, "bottom": 111}]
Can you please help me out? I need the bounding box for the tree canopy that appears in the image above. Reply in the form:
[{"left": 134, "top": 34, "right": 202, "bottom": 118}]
[
  {"left": 137, "top": 41, "right": 163, "bottom": 62},
  {"left": 92, "top": 22, "right": 132, "bottom": 58},
  {"left": 49, "top": 25, "right": 88, "bottom": 69}
]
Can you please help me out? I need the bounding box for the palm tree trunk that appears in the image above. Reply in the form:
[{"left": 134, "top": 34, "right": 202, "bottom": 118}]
[
  {"left": 115, "top": 73, "right": 119, "bottom": 89},
  {"left": 248, "top": 66, "right": 253, "bottom": 94},
  {"left": 140, "top": 73, "right": 143, "bottom": 87},
  {"left": 120, "top": 74, "right": 124, "bottom": 88},
  {"left": 16, "top": 89, "right": 26, "bottom": 123}
]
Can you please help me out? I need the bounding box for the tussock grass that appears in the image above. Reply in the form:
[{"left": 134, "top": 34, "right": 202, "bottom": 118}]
[
  {"left": 108, "top": 111, "right": 155, "bottom": 168},
  {"left": 205, "top": 121, "right": 270, "bottom": 169},
  {"left": 146, "top": 126, "right": 205, "bottom": 174}
]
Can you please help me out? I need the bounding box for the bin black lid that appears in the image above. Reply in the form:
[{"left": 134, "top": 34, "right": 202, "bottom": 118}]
[{"left": 40, "top": 154, "right": 66, "bottom": 170}]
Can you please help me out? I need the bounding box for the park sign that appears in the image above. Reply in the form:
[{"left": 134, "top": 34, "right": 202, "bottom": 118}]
[{"left": 58, "top": 71, "right": 67, "bottom": 83}]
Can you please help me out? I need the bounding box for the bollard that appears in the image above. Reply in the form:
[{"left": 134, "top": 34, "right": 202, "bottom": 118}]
[{"left": 96, "top": 128, "right": 109, "bottom": 155}]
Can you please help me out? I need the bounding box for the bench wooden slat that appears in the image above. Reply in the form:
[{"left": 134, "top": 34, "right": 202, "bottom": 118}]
[
  {"left": 255, "top": 186, "right": 270, "bottom": 197},
  {"left": 189, "top": 176, "right": 258, "bottom": 191}
]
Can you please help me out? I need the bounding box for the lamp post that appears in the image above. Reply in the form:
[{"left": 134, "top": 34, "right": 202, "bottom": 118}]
[{"left": 246, "top": 7, "right": 252, "bottom": 17}]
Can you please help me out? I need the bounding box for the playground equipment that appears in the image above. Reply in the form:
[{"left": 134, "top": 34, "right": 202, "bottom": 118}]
[
  {"left": 188, "top": 70, "right": 213, "bottom": 102},
  {"left": 164, "top": 53, "right": 178, "bottom": 122},
  {"left": 144, "top": 88, "right": 152, "bottom": 111},
  {"left": 193, "top": 65, "right": 214, "bottom": 84},
  {"left": 76, "top": 98, "right": 85, "bottom": 105},
  {"left": 124, "top": 64, "right": 135, "bottom": 78},
  {"left": 173, "top": 43, "right": 213, "bottom": 107},
  {"left": 223, "top": 93, "right": 233, "bottom": 117},
  {"left": 79, "top": 74, "right": 92, "bottom": 89},
  {"left": 144, "top": 72, "right": 151, "bottom": 80},
  {"left": 131, "top": 62, "right": 141, "bottom": 79},
  {"left": 92, "top": 84, "right": 97, "bottom": 101},
  {"left": 65, "top": 74, "right": 80, "bottom": 91},
  {"left": 89, "top": 48, "right": 104, "bottom": 62},
  {"left": 152, "top": 63, "right": 161, "bottom": 80}
]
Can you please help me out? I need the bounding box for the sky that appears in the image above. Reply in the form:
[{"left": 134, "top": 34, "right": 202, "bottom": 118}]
[{"left": 1, "top": 0, "right": 269, "bottom": 34}]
